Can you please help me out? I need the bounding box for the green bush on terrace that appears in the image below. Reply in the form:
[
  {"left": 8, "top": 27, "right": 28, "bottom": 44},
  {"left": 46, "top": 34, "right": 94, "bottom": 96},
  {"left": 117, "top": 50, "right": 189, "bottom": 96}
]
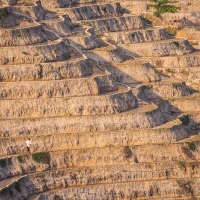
[
  {"left": 148, "top": 0, "right": 181, "bottom": 17},
  {"left": 0, "top": 8, "right": 9, "bottom": 19}
]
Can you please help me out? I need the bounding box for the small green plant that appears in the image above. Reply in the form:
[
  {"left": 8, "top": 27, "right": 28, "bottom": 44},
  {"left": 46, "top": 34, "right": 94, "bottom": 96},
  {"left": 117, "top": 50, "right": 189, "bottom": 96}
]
[
  {"left": 94, "top": 30, "right": 104, "bottom": 38},
  {"left": 188, "top": 142, "right": 196, "bottom": 152},
  {"left": 180, "top": 115, "right": 190, "bottom": 126},
  {"left": 165, "top": 26, "right": 177, "bottom": 36},
  {"left": 22, "top": 51, "right": 30, "bottom": 55},
  {"left": 81, "top": 21, "right": 92, "bottom": 27},
  {"left": 0, "top": 159, "right": 6, "bottom": 167},
  {"left": 71, "top": 174, "right": 77, "bottom": 180},
  {"left": 32, "top": 152, "right": 50, "bottom": 164},
  {"left": 181, "top": 69, "right": 189, "bottom": 76},
  {"left": 0, "top": 8, "right": 9, "bottom": 19},
  {"left": 14, "top": 181, "right": 21, "bottom": 193},
  {"left": 17, "top": 155, "right": 25, "bottom": 164},
  {"left": 148, "top": 0, "right": 181, "bottom": 17},
  {"left": 178, "top": 161, "right": 186, "bottom": 169}
]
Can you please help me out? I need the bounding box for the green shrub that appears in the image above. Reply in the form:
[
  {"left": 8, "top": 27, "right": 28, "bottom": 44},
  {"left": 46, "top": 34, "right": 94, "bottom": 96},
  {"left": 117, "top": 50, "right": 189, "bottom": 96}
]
[
  {"left": 148, "top": 0, "right": 181, "bottom": 17},
  {"left": 188, "top": 142, "right": 196, "bottom": 152},
  {"left": 81, "top": 21, "right": 92, "bottom": 27},
  {"left": 165, "top": 26, "right": 177, "bottom": 36},
  {"left": 94, "top": 30, "right": 104, "bottom": 37},
  {"left": 178, "top": 161, "right": 186, "bottom": 169},
  {"left": 0, "top": 159, "right": 6, "bottom": 167},
  {"left": 17, "top": 155, "right": 25, "bottom": 164},
  {"left": 22, "top": 51, "right": 30, "bottom": 55},
  {"left": 0, "top": 8, "right": 9, "bottom": 19},
  {"left": 32, "top": 152, "right": 50, "bottom": 164}
]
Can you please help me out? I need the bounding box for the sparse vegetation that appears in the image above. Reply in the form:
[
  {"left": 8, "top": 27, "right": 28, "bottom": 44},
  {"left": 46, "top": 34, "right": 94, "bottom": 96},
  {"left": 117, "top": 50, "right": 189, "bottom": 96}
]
[
  {"left": 32, "top": 152, "right": 50, "bottom": 164},
  {"left": 0, "top": 159, "right": 6, "bottom": 167},
  {"left": 0, "top": 8, "right": 9, "bottom": 19},
  {"left": 178, "top": 161, "right": 186, "bottom": 169},
  {"left": 165, "top": 26, "right": 177, "bottom": 36},
  {"left": 81, "top": 21, "right": 92, "bottom": 27},
  {"left": 22, "top": 51, "right": 30, "bottom": 55},
  {"left": 188, "top": 142, "right": 196, "bottom": 152},
  {"left": 94, "top": 30, "right": 104, "bottom": 38},
  {"left": 17, "top": 155, "right": 25, "bottom": 164},
  {"left": 148, "top": 0, "right": 181, "bottom": 17},
  {"left": 181, "top": 69, "right": 189, "bottom": 76}
]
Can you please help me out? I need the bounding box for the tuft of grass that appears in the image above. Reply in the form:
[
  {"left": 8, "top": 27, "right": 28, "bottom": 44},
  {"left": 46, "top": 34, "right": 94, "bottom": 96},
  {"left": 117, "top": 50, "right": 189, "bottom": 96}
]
[
  {"left": 17, "top": 155, "right": 25, "bottom": 164},
  {"left": 188, "top": 142, "right": 196, "bottom": 152},
  {"left": 94, "top": 30, "right": 104, "bottom": 38},
  {"left": 32, "top": 152, "right": 50, "bottom": 164},
  {"left": 0, "top": 159, "right": 6, "bottom": 167},
  {"left": 22, "top": 51, "right": 30, "bottom": 55},
  {"left": 178, "top": 161, "right": 186, "bottom": 169},
  {"left": 181, "top": 69, "right": 189, "bottom": 76},
  {"left": 81, "top": 21, "right": 92, "bottom": 27},
  {"left": 165, "top": 26, "right": 177, "bottom": 36}
]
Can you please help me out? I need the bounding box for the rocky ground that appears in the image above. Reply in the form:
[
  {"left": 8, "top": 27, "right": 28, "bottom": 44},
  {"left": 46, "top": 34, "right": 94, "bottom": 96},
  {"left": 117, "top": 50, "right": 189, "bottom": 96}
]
[{"left": 0, "top": 0, "right": 200, "bottom": 199}]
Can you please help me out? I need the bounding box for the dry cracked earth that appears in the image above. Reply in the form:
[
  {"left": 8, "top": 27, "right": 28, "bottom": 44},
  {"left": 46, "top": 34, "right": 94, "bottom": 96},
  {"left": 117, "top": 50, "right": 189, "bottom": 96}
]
[{"left": 0, "top": 0, "right": 200, "bottom": 199}]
